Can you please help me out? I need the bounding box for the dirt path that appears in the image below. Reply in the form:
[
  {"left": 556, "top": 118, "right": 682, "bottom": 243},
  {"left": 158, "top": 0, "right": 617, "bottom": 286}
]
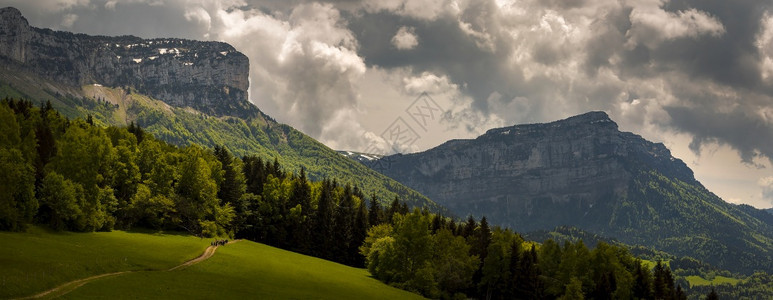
[{"left": 19, "top": 240, "right": 240, "bottom": 299}]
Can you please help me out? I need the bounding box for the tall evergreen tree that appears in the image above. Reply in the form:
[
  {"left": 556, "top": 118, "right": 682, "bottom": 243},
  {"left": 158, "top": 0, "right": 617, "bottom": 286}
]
[
  {"left": 368, "top": 193, "right": 383, "bottom": 227},
  {"left": 516, "top": 245, "right": 544, "bottom": 299},
  {"left": 288, "top": 167, "right": 312, "bottom": 254},
  {"left": 507, "top": 240, "right": 523, "bottom": 298},
  {"left": 242, "top": 155, "right": 266, "bottom": 195},
  {"left": 333, "top": 184, "right": 355, "bottom": 264},
  {"left": 214, "top": 146, "right": 245, "bottom": 206},
  {"left": 633, "top": 259, "right": 654, "bottom": 300},
  {"left": 314, "top": 179, "right": 335, "bottom": 259},
  {"left": 352, "top": 197, "right": 369, "bottom": 266}
]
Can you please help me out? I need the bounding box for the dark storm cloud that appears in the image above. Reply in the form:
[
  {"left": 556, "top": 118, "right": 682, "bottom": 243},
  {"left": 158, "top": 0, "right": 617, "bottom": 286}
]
[
  {"left": 636, "top": 0, "right": 773, "bottom": 164},
  {"left": 666, "top": 106, "right": 773, "bottom": 164},
  {"left": 344, "top": 0, "right": 773, "bottom": 165}
]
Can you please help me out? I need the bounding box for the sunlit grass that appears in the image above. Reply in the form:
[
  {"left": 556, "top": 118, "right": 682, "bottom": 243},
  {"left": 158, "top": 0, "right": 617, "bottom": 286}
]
[
  {"left": 65, "top": 240, "right": 424, "bottom": 299},
  {"left": 0, "top": 226, "right": 208, "bottom": 298}
]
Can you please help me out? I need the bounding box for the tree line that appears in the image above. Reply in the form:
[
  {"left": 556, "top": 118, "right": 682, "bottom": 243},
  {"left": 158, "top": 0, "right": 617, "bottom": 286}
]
[{"left": 0, "top": 98, "right": 717, "bottom": 299}]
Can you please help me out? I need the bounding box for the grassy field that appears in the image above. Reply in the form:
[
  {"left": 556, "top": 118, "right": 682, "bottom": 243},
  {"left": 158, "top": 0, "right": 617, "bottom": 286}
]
[
  {"left": 0, "top": 227, "right": 422, "bottom": 299},
  {"left": 684, "top": 275, "right": 741, "bottom": 287},
  {"left": 0, "top": 226, "right": 209, "bottom": 298},
  {"left": 64, "top": 241, "right": 423, "bottom": 299}
]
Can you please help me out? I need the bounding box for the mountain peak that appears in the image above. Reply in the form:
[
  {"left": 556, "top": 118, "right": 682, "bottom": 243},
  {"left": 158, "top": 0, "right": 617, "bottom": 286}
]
[{"left": 483, "top": 110, "right": 617, "bottom": 138}]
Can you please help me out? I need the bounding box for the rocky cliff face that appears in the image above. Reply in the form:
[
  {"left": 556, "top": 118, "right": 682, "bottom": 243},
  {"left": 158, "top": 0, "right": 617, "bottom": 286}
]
[
  {"left": 365, "top": 111, "right": 773, "bottom": 274},
  {"left": 369, "top": 111, "right": 694, "bottom": 230},
  {"left": 0, "top": 7, "right": 255, "bottom": 118}
]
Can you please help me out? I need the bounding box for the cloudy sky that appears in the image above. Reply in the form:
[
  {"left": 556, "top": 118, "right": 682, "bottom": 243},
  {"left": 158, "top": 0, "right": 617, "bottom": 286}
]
[{"left": 5, "top": 0, "right": 773, "bottom": 208}]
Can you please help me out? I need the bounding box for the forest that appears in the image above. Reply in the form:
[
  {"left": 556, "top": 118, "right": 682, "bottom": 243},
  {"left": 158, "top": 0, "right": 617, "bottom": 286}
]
[{"left": 0, "top": 98, "right": 731, "bottom": 299}]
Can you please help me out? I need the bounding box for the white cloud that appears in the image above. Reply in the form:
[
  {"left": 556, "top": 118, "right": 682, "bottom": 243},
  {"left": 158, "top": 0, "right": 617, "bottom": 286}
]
[
  {"left": 625, "top": 0, "right": 725, "bottom": 48},
  {"left": 760, "top": 176, "right": 773, "bottom": 205},
  {"left": 61, "top": 13, "right": 78, "bottom": 28},
  {"left": 756, "top": 12, "right": 773, "bottom": 81},
  {"left": 184, "top": 6, "right": 212, "bottom": 34},
  {"left": 391, "top": 26, "right": 418, "bottom": 50},
  {"left": 210, "top": 2, "right": 368, "bottom": 150},
  {"left": 361, "top": 0, "right": 460, "bottom": 21}
]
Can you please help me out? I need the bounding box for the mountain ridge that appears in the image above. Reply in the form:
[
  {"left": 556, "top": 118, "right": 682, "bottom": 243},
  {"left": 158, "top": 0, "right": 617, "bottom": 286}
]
[
  {"left": 361, "top": 111, "right": 773, "bottom": 274},
  {"left": 0, "top": 7, "right": 254, "bottom": 118}
]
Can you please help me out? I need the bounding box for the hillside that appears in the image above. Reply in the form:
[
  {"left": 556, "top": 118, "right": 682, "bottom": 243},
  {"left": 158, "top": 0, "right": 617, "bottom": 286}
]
[
  {"left": 64, "top": 241, "right": 422, "bottom": 299},
  {"left": 360, "top": 111, "right": 773, "bottom": 274},
  {"left": 0, "top": 7, "right": 437, "bottom": 210},
  {"left": 0, "top": 226, "right": 209, "bottom": 298},
  {"left": 0, "top": 227, "right": 421, "bottom": 299}
]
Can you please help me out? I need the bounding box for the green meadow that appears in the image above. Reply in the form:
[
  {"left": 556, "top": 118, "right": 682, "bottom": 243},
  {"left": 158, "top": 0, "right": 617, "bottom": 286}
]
[
  {"left": 684, "top": 275, "right": 741, "bottom": 287},
  {"left": 0, "top": 227, "right": 421, "bottom": 299},
  {"left": 0, "top": 226, "right": 208, "bottom": 298},
  {"left": 64, "top": 241, "right": 423, "bottom": 299}
]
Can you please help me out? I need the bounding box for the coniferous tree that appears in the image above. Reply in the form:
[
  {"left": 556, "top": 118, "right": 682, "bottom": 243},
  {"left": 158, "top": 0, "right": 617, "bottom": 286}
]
[
  {"left": 352, "top": 197, "right": 369, "bottom": 266},
  {"left": 288, "top": 167, "right": 312, "bottom": 254},
  {"left": 368, "top": 193, "right": 383, "bottom": 227},
  {"left": 516, "top": 245, "right": 544, "bottom": 299},
  {"left": 333, "top": 184, "right": 355, "bottom": 264},
  {"left": 242, "top": 155, "right": 266, "bottom": 195},
  {"left": 462, "top": 216, "right": 476, "bottom": 238},
  {"left": 386, "top": 196, "right": 401, "bottom": 223},
  {"left": 705, "top": 287, "right": 719, "bottom": 300},
  {"left": 675, "top": 284, "right": 687, "bottom": 300},
  {"left": 214, "top": 146, "right": 245, "bottom": 206},
  {"left": 633, "top": 259, "right": 654, "bottom": 300},
  {"left": 507, "top": 240, "right": 522, "bottom": 299},
  {"left": 314, "top": 179, "right": 335, "bottom": 259}
]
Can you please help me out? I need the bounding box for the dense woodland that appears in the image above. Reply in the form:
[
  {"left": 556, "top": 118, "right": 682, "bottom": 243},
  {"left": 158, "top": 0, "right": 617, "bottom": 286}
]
[{"left": 0, "top": 98, "right": 751, "bottom": 299}]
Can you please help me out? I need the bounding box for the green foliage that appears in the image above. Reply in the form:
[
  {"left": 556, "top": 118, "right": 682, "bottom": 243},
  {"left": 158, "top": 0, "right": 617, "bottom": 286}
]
[{"left": 0, "top": 148, "right": 37, "bottom": 230}]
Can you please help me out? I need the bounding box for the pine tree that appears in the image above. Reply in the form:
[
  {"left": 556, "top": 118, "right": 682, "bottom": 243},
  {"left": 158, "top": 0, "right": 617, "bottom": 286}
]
[
  {"left": 705, "top": 287, "right": 719, "bottom": 300},
  {"left": 507, "top": 240, "right": 523, "bottom": 298},
  {"left": 368, "top": 193, "right": 383, "bottom": 227},
  {"left": 387, "top": 196, "right": 401, "bottom": 223},
  {"left": 675, "top": 284, "right": 687, "bottom": 300},
  {"left": 633, "top": 259, "right": 653, "bottom": 299},
  {"left": 333, "top": 184, "right": 355, "bottom": 264},
  {"left": 462, "top": 215, "right": 476, "bottom": 238},
  {"left": 313, "top": 179, "right": 335, "bottom": 259},
  {"left": 515, "top": 245, "right": 544, "bottom": 299},
  {"left": 653, "top": 261, "right": 676, "bottom": 300},
  {"left": 352, "top": 197, "right": 369, "bottom": 266},
  {"left": 242, "top": 155, "right": 266, "bottom": 195},
  {"left": 288, "top": 167, "right": 312, "bottom": 254}
]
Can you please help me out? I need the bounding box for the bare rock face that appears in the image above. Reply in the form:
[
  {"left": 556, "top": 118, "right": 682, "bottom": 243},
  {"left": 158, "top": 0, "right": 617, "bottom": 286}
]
[
  {"left": 368, "top": 111, "right": 695, "bottom": 231},
  {"left": 0, "top": 7, "right": 255, "bottom": 118}
]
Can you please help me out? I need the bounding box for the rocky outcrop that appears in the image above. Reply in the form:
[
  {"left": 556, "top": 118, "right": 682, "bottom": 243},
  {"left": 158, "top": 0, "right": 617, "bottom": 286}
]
[
  {"left": 0, "top": 7, "right": 255, "bottom": 118},
  {"left": 367, "top": 111, "right": 695, "bottom": 230}
]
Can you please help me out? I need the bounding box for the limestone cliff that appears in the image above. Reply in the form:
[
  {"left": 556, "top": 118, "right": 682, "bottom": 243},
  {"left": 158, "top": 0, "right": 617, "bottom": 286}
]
[
  {"left": 365, "top": 111, "right": 773, "bottom": 274},
  {"left": 368, "top": 111, "right": 694, "bottom": 230},
  {"left": 0, "top": 7, "right": 255, "bottom": 118}
]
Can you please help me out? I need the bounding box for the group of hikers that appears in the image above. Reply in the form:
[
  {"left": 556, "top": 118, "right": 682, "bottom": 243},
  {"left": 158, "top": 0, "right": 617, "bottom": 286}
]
[{"left": 211, "top": 239, "right": 229, "bottom": 246}]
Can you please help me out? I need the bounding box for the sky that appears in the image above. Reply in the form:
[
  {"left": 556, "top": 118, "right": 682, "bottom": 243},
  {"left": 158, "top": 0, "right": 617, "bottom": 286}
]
[{"left": 4, "top": 0, "right": 773, "bottom": 208}]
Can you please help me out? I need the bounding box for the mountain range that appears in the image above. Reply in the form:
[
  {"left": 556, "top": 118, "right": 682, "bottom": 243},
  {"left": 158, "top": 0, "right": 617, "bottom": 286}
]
[
  {"left": 0, "top": 7, "right": 437, "bottom": 210},
  {"left": 360, "top": 111, "right": 773, "bottom": 274}
]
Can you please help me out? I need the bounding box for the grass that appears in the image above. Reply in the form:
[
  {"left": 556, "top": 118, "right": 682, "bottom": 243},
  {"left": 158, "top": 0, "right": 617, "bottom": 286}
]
[
  {"left": 64, "top": 241, "right": 423, "bottom": 299},
  {"left": 0, "top": 226, "right": 209, "bottom": 298},
  {"left": 684, "top": 275, "right": 741, "bottom": 287}
]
